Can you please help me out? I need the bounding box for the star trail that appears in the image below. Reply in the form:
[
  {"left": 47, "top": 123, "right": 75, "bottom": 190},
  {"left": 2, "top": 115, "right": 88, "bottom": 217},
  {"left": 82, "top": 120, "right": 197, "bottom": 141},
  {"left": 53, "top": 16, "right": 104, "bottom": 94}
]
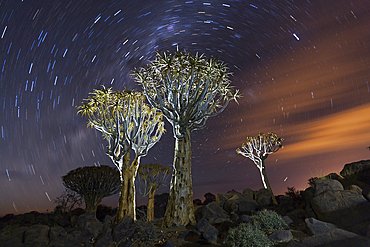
[{"left": 1, "top": 0, "right": 370, "bottom": 216}]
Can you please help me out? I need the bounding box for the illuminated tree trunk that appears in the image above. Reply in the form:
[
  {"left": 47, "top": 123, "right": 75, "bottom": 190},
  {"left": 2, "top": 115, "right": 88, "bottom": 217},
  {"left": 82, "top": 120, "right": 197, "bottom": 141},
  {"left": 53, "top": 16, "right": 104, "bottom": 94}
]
[
  {"left": 147, "top": 189, "right": 156, "bottom": 222},
  {"left": 163, "top": 130, "right": 195, "bottom": 227},
  {"left": 260, "top": 160, "right": 278, "bottom": 205},
  {"left": 115, "top": 153, "right": 140, "bottom": 223}
]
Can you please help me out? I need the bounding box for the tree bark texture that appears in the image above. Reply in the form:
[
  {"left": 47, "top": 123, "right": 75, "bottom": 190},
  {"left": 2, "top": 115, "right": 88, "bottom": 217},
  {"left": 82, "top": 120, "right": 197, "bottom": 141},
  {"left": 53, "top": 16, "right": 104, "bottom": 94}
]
[
  {"left": 84, "top": 195, "right": 102, "bottom": 213},
  {"left": 261, "top": 160, "right": 278, "bottom": 205},
  {"left": 115, "top": 153, "right": 140, "bottom": 223},
  {"left": 163, "top": 130, "right": 195, "bottom": 227},
  {"left": 147, "top": 190, "right": 156, "bottom": 222}
]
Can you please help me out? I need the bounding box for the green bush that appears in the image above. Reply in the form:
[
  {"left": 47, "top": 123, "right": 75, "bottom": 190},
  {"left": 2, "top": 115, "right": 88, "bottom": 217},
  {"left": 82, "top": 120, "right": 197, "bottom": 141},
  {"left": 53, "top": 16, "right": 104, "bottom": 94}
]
[
  {"left": 223, "top": 223, "right": 272, "bottom": 247},
  {"left": 251, "top": 209, "right": 288, "bottom": 234}
]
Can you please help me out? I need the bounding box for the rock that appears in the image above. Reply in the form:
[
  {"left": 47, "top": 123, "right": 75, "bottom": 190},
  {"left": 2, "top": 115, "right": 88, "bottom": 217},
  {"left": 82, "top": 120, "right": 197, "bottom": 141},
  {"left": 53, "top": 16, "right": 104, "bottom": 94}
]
[
  {"left": 178, "top": 230, "right": 201, "bottom": 242},
  {"left": 314, "top": 179, "right": 344, "bottom": 196},
  {"left": 268, "top": 229, "right": 293, "bottom": 243},
  {"left": 112, "top": 216, "right": 135, "bottom": 244},
  {"left": 77, "top": 212, "right": 103, "bottom": 239},
  {"left": 286, "top": 209, "right": 306, "bottom": 226},
  {"left": 214, "top": 220, "right": 234, "bottom": 239},
  {"left": 223, "top": 192, "right": 259, "bottom": 214},
  {"left": 362, "top": 187, "right": 370, "bottom": 202},
  {"left": 23, "top": 224, "right": 50, "bottom": 246},
  {"left": 203, "top": 192, "right": 216, "bottom": 205},
  {"left": 48, "top": 230, "right": 84, "bottom": 247},
  {"left": 300, "top": 228, "right": 370, "bottom": 247},
  {"left": 277, "top": 195, "right": 294, "bottom": 215},
  {"left": 53, "top": 214, "right": 71, "bottom": 227},
  {"left": 340, "top": 160, "right": 370, "bottom": 184},
  {"left": 350, "top": 184, "right": 363, "bottom": 194},
  {"left": 242, "top": 188, "right": 255, "bottom": 199},
  {"left": 256, "top": 188, "right": 273, "bottom": 207},
  {"left": 301, "top": 187, "right": 315, "bottom": 205},
  {"left": 311, "top": 189, "right": 368, "bottom": 216},
  {"left": 195, "top": 218, "right": 219, "bottom": 244},
  {"left": 195, "top": 201, "right": 229, "bottom": 223},
  {"left": 282, "top": 216, "right": 293, "bottom": 226},
  {"left": 49, "top": 226, "right": 67, "bottom": 242},
  {"left": 216, "top": 193, "right": 232, "bottom": 208},
  {"left": 305, "top": 218, "right": 337, "bottom": 235},
  {"left": 94, "top": 230, "right": 115, "bottom": 247},
  {"left": 234, "top": 214, "right": 252, "bottom": 225},
  {"left": 162, "top": 238, "right": 179, "bottom": 247}
]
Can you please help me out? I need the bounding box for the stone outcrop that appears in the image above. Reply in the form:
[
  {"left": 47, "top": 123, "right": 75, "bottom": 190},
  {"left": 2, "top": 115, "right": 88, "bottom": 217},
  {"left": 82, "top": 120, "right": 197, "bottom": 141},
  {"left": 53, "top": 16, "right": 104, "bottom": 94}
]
[{"left": 309, "top": 179, "right": 370, "bottom": 235}]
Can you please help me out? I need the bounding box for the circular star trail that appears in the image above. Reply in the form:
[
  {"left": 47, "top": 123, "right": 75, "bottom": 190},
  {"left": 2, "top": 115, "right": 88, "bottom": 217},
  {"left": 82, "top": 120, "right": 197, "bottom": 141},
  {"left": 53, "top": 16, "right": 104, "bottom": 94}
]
[{"left": 1, "top": 0, "right": 370, "bottom": 215}]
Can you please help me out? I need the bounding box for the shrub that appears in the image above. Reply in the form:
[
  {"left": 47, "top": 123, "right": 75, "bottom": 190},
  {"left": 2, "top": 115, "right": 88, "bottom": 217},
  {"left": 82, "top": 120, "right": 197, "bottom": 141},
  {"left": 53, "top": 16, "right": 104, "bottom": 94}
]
[
  {"left": 223, "top": 223, "right": 272, "bottom": 247},
  {"left": 251, "top": 209, "right": 288, "bottom": 234}
]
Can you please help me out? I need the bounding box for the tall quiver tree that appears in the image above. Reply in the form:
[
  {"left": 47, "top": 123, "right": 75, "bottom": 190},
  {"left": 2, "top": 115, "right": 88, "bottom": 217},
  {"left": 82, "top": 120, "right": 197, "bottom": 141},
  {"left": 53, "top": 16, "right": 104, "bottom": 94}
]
[
  {"left": 133, "top": 50, "right": 240, "bottom": 226},
  {"left": 137, "top": 163, "right": 171, "bottom": 222},
  {"left": 77, "top": 87, "right": 165, "bottom": 222},
  {"left": 236, "top": 132, "right": 283, "bottom": 205},
  {"left": 62, "top": 165, "right": 120, "bottom": 214}
]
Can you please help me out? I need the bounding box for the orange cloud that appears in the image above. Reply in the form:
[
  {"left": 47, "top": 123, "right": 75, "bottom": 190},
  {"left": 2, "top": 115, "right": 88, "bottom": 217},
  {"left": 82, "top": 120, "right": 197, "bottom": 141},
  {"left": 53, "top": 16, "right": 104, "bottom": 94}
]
[{"left": 278, "top": 103, "right": 370, "bottom": 159}]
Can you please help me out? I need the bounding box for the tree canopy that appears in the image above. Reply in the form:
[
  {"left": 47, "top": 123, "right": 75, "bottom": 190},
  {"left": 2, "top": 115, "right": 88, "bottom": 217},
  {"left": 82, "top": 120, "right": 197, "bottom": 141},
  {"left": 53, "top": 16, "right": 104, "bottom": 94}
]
[{"left": 62, "top": 165, "right": 120, "bottom": 213}]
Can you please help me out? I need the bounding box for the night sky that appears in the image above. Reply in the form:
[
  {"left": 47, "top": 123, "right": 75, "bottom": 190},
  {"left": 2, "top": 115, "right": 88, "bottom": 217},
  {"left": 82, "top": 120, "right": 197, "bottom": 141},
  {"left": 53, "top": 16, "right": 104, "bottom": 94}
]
[{"left": 1, "top": 0, "right": 370, "bottom": 216}]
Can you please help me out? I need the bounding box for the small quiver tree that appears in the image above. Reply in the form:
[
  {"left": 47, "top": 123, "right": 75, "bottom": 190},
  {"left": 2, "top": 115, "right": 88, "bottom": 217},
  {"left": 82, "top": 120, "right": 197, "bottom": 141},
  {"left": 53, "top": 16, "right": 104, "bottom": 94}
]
[
  {"left": 133, "top": 50, "right": 240, "bottom": 227},
  {"left": 62, "top": 165, "right": 120, "bottom": 214},
  {"left": 137, "top": 163, "right": 171, "bottom": 221},
  {"left": 236, "top": 132, "right": 283, "bottom": 205},
  {"left": 77, "top": 87, "right": 165, "bottom": 222}
]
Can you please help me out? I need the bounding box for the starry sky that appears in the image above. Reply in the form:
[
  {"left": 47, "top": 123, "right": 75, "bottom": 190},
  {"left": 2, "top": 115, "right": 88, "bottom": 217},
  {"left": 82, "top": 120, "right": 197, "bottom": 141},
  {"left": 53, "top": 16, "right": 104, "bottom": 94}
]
[{"left": 1, "top": 0, "right": 370, "bottom": 216}]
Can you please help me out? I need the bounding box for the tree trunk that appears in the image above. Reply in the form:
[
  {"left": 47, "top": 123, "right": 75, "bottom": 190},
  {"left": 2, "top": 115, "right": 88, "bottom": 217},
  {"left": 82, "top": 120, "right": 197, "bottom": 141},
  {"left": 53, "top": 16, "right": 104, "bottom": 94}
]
[
  {"left": 147, "top": 189, "right": 156, "bottom": 222},
  {"left": 115, "top": 153, "right": 140, "bottom": 224},
  {"left": 163, "top": 130, "right": 195, "bottom": 227},
  {"left": 115, "top": 152, "right": 130, "bottom": 223},
  {"left": 260, "top": 161, "right": 278, "bottom": 205},
  {"left": 84, "top": 195, "right": 102, "bottom": 213}
]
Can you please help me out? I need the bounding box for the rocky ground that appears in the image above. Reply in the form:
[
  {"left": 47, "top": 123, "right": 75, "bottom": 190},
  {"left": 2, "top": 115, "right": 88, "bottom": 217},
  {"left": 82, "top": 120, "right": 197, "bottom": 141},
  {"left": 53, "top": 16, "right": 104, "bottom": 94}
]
[{"left": 2, "top": 160, "right": 370, "bottom": 247}]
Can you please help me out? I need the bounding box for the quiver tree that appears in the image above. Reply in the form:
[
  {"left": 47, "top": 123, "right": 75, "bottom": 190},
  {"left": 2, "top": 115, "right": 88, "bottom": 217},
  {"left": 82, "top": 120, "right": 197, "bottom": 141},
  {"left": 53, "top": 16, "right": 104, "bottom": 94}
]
[
  {"left": 77, "top": 87, "right": 165, "bottom": 222},
  {"left": 62, "top": 165, "right": 120, "bottom": 213},
  {"left": 133, "top": 50, "right": 240, "bottom": 226},
  {"left": 236, "top": 132, "right": 283, "bottom": 205},
  {"left": 137, "top": 163, "right": 171, "bottom": 221}
]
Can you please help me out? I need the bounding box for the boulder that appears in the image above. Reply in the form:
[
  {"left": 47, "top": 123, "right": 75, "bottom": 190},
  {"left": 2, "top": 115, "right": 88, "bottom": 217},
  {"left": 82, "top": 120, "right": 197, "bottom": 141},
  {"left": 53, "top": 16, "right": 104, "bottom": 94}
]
[
  {"left": 76, "top": 212, "right": 103, "bottom": 239},
  {"left": 268, "top": 229, "right": 293, "bottom": 243},
  {"left": 112, "top": 216, "right": 135, "bottom": 244},
  {"left": 94, "top": 230, "right": 115, "bottom": 247},
  {"left": 310, "top": 189, "right": 370, "bottom": 233},
  {"left": 362, "top": 187, "right": 370, "bottom": 202},
  {"left": 286, "top": 209, "right": 306, "bottom": 226},
  {"left": 282, "top": 216, "right": 293, "bottom": 226},
  {"left": 223, "top": 192, "right": 259, "bottom": 214},
  {"left": 305, "top": 218, "right": 337, "bottom": 235},
  {"left": 277, "top": 195, "right": 294, "bottom": 215},
  {"left": 195, "top": 201, "right": 229, "bottom": 223},
  {"left": 340, "top": 160, "right": 370, "bottom": 184},
  {"left": 48, "top": 230, "right": 84, "bottom": 247},
  {"left": 216, "top": 193, "right": 232, "bottom": 208},
  {"left": 242, "top": 188, "right": 255, "bottom": 199},
  {"left": 49, "top": 226, "right": 67, "bottom": 242},
  {"left": 256, "top": 188, "right": 273, "bottom": 206},
  {"left": 195, "top": 218, "right": 219, "bottom": 244},
  {"left": 311, "top": 189, "right": 368, "bottom": 216},
  {"left": 299, "top": 228, "right": 370, "bottom": 247},
  {"left": 314, "top": 179, "right": 344, "bottom": 196},
  {"left": 350, "top": 184, "right": 363, "bottom": 194},
  {"left": 203, "top": 192, "right": 216, "bottom": 205},
  {"left": 23, "top": 224, "right": 50, "bottom": 246}
]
